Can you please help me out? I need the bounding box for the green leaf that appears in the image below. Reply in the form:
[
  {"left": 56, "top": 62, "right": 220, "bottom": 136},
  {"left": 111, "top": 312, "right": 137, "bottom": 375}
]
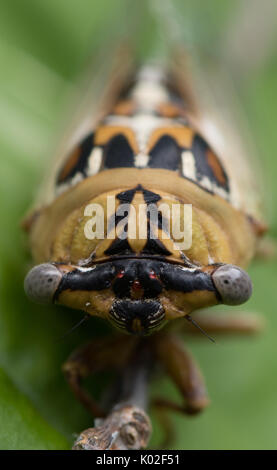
[{"left": 0, "top": 367, "right": 69, "bottom": 450}]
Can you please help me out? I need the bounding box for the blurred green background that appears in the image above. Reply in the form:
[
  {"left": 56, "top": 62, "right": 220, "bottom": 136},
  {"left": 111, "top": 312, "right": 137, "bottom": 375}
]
[{"left": 0, "top": 0, "right": 277, "bottom": 450}]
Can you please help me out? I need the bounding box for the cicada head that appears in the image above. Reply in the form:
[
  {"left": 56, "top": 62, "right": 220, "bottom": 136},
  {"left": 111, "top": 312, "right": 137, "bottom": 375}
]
[{"left": 24, "top": 182, "right": 253, "bottom": 336}]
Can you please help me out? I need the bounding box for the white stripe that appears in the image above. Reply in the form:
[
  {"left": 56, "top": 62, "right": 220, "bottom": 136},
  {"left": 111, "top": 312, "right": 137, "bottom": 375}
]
[
  {"left": 131, "top": 81, "right": 169, "bottom": 110},
  {"left": 134, "top": 153, "right": 150, "bottom": 168},
  {"left": 87, "top": 147, "right": 102, "bottom": 176},
  {"left": 181, "top": 151, "right": 197, "bottom": 180},
  {"left": 200, "top": 176, "right": 213, "bottom": 192},
  {"left": 77, "top": 266, "right": 96, "bottom": 272}
]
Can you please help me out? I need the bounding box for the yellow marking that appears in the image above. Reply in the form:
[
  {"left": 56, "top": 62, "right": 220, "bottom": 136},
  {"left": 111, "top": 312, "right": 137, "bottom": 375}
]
[
  {"left": 58, "top": 288, "right": 114, "bottom": 318},
  {"left": 147, "top": 127, "right": 194, "bottom": 152},
  {"left": 161, "top": 289, "right": 218, "bottom": 321},
  {"left": 30, "top": 168, "right": 257, "bottom": 267},
  {"left": 95, "top": 125, "right": 138, "bottom": 153}
]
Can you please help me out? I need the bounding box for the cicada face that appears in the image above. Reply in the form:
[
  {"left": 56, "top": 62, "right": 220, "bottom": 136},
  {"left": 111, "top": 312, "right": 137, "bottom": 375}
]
[{"left": 24, "top": 60, "right": 263, "bottom": 336}]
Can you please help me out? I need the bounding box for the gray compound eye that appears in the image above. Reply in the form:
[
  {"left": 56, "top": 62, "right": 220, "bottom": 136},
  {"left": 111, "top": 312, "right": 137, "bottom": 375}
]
[
  {"left": 24, "top": 263, "right": 62, "bottom": 304},
  {"left": 212, "top": 264, "right": 252, "bottom": 306}
]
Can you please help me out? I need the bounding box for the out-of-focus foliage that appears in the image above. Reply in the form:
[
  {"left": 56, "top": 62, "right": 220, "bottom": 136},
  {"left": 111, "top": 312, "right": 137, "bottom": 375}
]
[{"left": 0, "top": 0, "right": 277, "bottom": 450}]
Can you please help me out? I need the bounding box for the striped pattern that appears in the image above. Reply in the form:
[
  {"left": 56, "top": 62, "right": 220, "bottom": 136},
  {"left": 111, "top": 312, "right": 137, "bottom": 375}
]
[{"left": 56, "top": 66, "right": 230, "bottom": 201}]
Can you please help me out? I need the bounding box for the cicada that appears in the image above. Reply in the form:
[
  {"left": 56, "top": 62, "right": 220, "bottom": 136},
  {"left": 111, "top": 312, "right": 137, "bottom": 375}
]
[{"left": 23, "top": 37, "right": 267, "bottom": 448}]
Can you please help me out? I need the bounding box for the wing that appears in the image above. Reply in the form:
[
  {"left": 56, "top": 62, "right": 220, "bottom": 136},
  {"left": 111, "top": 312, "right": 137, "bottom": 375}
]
[
  {"left": 169, "top": 46, "right": 266, "bottom": 228},
  {"left": 23, "top": 0, "right": 268, "bottom": 234},
  {"left": 21, "top": 42, "right": 136, "bottom": 236}
]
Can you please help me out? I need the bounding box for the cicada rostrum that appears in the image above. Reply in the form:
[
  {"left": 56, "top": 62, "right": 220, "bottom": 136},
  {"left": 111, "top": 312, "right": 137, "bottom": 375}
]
[{"left": 23, "top": 40, "right": 267, "bottom": 449}]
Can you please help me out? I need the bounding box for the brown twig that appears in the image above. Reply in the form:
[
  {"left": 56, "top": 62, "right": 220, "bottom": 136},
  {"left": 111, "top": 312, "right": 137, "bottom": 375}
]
[{"left": 72, "top": 341, "right": 152, "bottom": 450}]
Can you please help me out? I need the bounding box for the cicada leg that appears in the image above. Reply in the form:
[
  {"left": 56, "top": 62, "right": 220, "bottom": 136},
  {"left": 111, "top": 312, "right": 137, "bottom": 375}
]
[
  {"left": 62, "top": 334, "right": 138, "bottom": 417},
  {"left": 150, "top": 333, "right": 209, "bottom": 448},
  {"left": 152, "top": 333, "right": 210, "bottom": 415}
]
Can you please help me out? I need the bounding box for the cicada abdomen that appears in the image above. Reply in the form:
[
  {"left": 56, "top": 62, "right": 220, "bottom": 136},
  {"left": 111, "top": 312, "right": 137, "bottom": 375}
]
[{"left": 23, "top": 43, "right": 266, "bottom": 336}]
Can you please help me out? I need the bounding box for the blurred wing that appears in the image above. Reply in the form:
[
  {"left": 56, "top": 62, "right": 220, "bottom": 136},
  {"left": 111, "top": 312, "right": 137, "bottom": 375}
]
[
  {"left": 30, "top": 44, "right": 135, "bottom": 213},
  {"left": 170, "top": 46, "right": 265, "bottom": 226},
  {"left": 24, "top": 0, "right": 269, "bottom": 231}
]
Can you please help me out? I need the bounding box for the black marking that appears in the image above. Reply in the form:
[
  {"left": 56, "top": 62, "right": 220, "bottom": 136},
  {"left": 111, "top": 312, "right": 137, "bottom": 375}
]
[
  {"left": 57, "top": 132, "right": 94, "bottom": 184},
  {"left": 55, "top": 260, "right": 216, "bottom": 303},
  {"left": 104, "top": 237, "right": 134, "bottom": 257},
  {"left": 112, "top": 259, "right": 163, "bottom": 299},
  {"left": 145, "top": 204, "right": 170, "bottom": 234},
  {"left": 142, "top": 222, "right": 172, "bottom": 257},
  {"left": 160, "top": 265, "right": 215, "bottom": 293},
  {"left": 113, "top": 263, "right": 136, "bottom": 298},
  {"left": 109, "top": 299, "right": 165, "bottom": 335},
  {"left": 142, "top": 236, "right": 172, "bottom": 257},
  {"left": 54, "top": 265, "right": 115, "bottom": 299},
  {"left": 104, "top": 134, "right": 134, "bottom": 169},
  {"left": 141, "top": 187, "right": 161, "bottom": 204},
  {"left": 148, "top": 135, "right": 181, "bottom": 171},
  {"left": 108, "top": 208, "right": 133, "bottom": 232},
  {"left": 116, "top": 187, "right": 137, "bottom": 203},
  {"left": 111, "top": 186, "right": 164, "bottom": 256},
  {"left": 192, "top": 134, "right": 229, "bottom": 192},
  {"left": 157, "top": 210, "right": 170, "bottom": 232},
  {"left": 116, "top": 185, "right": 161, "bottom": 204},
  {"left": 135, "top": 262, "right": 163, "bottom": 298}
]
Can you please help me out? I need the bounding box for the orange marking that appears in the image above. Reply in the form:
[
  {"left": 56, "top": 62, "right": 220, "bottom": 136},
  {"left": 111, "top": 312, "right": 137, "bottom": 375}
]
[
  {"left": 206, "top": 149, "right": 227, "bottom": 185},
  {"left": 112, "top": 100, "right": 135, "bottom": 116},
  {"left": 95, "top": 125, "right": 139, "bottom": 153},
  {"left": 58, "top": 146, "right": 81, "bottom": 183},
  {"left": 147, "top": 126, "right": 194, "bottom": 152},
  {"left": 158, "top": 102, "right": 185, "bottom": 118}
]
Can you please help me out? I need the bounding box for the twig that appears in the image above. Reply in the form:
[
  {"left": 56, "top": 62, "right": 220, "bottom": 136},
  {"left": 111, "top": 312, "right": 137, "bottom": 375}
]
[{"left": 72, "top": 341, "right": 153, "bottom": 450}]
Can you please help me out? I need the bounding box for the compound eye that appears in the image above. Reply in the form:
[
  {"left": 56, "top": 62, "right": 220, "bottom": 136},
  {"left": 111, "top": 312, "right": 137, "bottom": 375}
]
[
  {"left": 212, "top": 264, "right": 252, "bottom": 306},
  {"left": 24, "top": 263, "right": 62, "bottom": 304}
]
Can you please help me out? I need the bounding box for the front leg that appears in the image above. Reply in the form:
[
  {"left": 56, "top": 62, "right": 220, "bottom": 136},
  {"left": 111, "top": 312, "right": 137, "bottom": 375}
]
[
  {"left": 152, "top": 333, "right": 210, "bottom": 415},
  {"left": 63, "top": 335, "right": 138, "bottom": 417}
]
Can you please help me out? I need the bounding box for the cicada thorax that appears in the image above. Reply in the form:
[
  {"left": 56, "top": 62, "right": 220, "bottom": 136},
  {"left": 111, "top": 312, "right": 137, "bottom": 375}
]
[
  {"left": 25, "top": 63, "right": 263, "bottom": 335},
  {"left": 47, "top": 184, "right": 237, "bottom": 267}
]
